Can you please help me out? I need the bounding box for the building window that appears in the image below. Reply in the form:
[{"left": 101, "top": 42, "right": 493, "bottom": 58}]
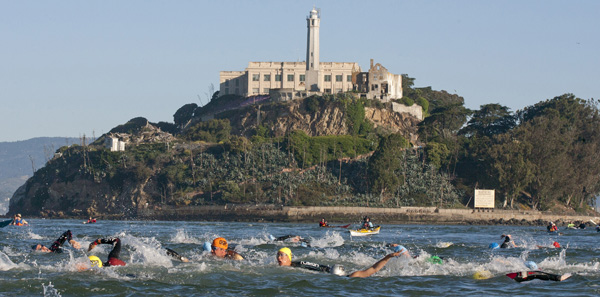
[
  {"left": 225, "top": 80, "right": 229, "bottom": 86},
  {"left": 324, "top": 75, "right": 331, "bottom": 82},
  {"left": 335, "top": 75, "right": 343, "bottom": 82},
  {"left": 287, "top": 74, "right": 294, "bottom": 81},
  {"left": 252, "top": 88, "right": 259, "bottom": 94},
  {"left": 300, "top": 75, "right": 305, "bottom": 82},
  {"left": 235, "top": 88, "right": 239, "bottom": 94},
  {"left": 347, "top": 75, "right": 352, "bottom": 82},
  {"left": 336, "top": 88, "right": 342, "bottom": 93},
  {"left": 324, "top": 88, "right": 331, "bottom": 93},
  {"left": 252, "top": 74, "right": 259, "bottom": 81},
  {"left": 264, "top": 74, "right": 271, "bottom": 81},
  {"left": 275, "top": 74, "right": 282, "bottom": 82},
  {"left": 224, "top": 88, "right": 229, "bottom": 94},
  {"left": 235, "top": 80, "right": 239, "bottom": 86},
  {"left": 264, "top": 88, "right": 270, "bottom": 93}
]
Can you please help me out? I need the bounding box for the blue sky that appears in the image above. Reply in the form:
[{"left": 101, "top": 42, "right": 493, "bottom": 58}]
[{"left": 1, "top": 0, "right": 598, "bottom": 142}]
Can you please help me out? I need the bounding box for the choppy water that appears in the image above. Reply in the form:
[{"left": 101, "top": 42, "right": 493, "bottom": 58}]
[{"left": 1, "top": 219, "right": 599, "bottom": 296}]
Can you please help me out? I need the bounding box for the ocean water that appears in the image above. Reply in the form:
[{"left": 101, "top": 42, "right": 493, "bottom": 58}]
[{"left": 1, "top": 219, "right": 599, "bottom": 296}]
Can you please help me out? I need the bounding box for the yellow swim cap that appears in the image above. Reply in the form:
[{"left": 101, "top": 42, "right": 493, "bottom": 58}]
[
  {"left": 278, "top": 247, "right": 292, "bottom": 261},
  {"left": 89, "top": 255, "right": 103, "bottom": 268},
  {"left": 212, "top": 237, "right": 228, "bottom": 250}
]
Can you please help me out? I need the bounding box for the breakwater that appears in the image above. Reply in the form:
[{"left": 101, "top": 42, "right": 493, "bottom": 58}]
[{"left": 137, "top": 205, "right": 599, "bottom": 226}]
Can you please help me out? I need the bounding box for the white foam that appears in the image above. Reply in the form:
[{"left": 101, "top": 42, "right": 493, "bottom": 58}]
[{"left": 0, "top": 251, "right": 18, "bottom": 271}]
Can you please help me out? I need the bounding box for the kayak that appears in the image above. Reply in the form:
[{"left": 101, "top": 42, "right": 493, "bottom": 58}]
[
  {"left": 320, "top": 224, "right": 351, "bottom": 228},
  {"left": 349, "top": 226, "right": 381, "bottom": 236},
  {"left": 0, "top": 219, "right": 12, "bottom": 228}
]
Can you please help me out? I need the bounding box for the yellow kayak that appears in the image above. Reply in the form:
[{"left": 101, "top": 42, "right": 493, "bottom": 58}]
[{"left": 349, "top": 226, "right": 381, "bottom": 236}]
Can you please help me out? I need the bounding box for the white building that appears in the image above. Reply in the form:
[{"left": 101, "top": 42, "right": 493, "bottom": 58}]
[
  {"left": 105, "top": 136, "right": 126, "bottom": 152},
  {"left": 219, "top": 8, "right": 402, "bottom": 102}
]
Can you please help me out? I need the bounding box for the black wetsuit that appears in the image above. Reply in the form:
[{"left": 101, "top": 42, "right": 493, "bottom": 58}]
[
  {"left": 500, "top": 237, "right": 514, "bottom": 249},
  {"left": 274, "top": 235, "right": 311, "bottom": 246},
  {"left": 166, "top": 248, "right": 187, "bottom": 261},
  {"left": 91, "top": 237, "right": 126, "bottom": 266},
  {"left": 48, "top": 230, "right": 73, "bottom": 253},
  {"left": 291, "top": 261, "right": 332, "bottom": 273},
  {"left": 513, "top": 271, "right": 563, "bottom": 282}
]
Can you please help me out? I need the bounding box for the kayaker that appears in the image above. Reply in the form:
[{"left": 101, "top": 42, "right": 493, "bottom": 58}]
[
  {"left": 88, "top": 237, "right": 126, "bottom": 266},
  {"left": 509, "top": 261, "right": 571, "bottom": 282},
  {"left": 547, "top": 222, "right": 558, "bottom": 232},
  {"left": 210, "top": 237, "right": 244, "bottom": 260},
  {"left": 500, "top": 234, "right": 518, "bottom": 248},
  {"left": 32, "top": 230, "right": 81, "bottom": 253},
  {"left": 86, "top": 217, "right": 97, "bottom": 224},
  {"left": 362, "top": 217, "right": 374, "bottom": 230},
  {"left": 319, "top": 218, "right": 329, "bottom": 227},
  {"left": 276, "top": 246, "right": 405, "bottom": 277},
  {"left": 10, "top": 214, "right": 28, "bottom": 226}
]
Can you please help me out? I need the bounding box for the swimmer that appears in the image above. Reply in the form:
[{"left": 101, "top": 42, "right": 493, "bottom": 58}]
[
  {"left": 536, "top": 241, "right": 560, "bottom": 249},
  {"left": 507, "top": 261, "right": 571, "bottom": 282},
  {"left": 276, "top": 245, "right": 407, "bottom": 278},
  {"left": 269, "top": 235, "right": 311, "bottom": 247},
  {"left": 500, "top": 234, "right": 518, "bottom": 248},
  {"left": 88, "top": 237, "right": 126, "bottom": 266},
  {"left": 32, "top": 230, "right": 81, "bottom": 253},
  {"left": 210, "top": 237, "right": 244, "bottom": 260}
]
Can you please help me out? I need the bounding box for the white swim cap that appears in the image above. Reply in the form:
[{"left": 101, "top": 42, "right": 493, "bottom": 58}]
[{"left": 330, "top": 264, "right": 346, "bottom": 276}]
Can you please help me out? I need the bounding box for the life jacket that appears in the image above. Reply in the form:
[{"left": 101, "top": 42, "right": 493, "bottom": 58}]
[
  {"left": 15, "top": 219, "right": 23, "bottom": 226},
  {"left": 319, "top": 222, "right": 326, "bottom": 227}
]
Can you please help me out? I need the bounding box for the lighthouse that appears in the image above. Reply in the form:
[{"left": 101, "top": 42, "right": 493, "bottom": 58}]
[{"left": 305, "top": 7, "right": 320, "bottom": 92}]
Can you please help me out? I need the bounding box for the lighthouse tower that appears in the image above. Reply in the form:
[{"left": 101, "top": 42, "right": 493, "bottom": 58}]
[{"left": 305, "top": 7, "right": 320, "bottom": 92}]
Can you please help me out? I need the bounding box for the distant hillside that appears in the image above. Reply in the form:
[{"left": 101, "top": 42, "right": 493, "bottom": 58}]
[{"left": 0, "top": 137, "right": 79, "bottom": 214}]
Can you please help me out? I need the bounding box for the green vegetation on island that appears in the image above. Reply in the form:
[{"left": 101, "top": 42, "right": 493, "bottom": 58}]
[{"left": 8, "top": 76, "right": 600, "bottom": 218}]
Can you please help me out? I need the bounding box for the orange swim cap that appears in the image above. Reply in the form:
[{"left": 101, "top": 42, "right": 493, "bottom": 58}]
[{"left": 212, "top": 237, "right": 228, "bottom": 250}]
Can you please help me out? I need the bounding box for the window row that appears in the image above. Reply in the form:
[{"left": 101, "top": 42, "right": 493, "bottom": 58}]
[
  {"left": 250, "top": 74, "right": 352, "bottom": 82},
  {"left": 250, "top": 87, "right": 351, "bottom": 94}
]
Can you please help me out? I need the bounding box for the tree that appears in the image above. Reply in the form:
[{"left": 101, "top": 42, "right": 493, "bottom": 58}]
[
  {"left": 460, "top": 103, "right": 516, "bottom": 138},
  {"left": 368, "top": 134, "right": 410, "bottom": 197},
  {"left": 174, "top": 103, "right": 198, "bottom": 128},
  {"left": 418, "top": 103, "right": 471, "bottom": 143}
]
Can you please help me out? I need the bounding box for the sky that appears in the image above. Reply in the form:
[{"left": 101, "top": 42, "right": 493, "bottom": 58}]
[{"left": 1, "top": 0, "right": 598, "bottom": 142}]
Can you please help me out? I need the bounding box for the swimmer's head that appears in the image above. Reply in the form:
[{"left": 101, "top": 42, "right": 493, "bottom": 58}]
[
  {"left": 330, "top": 264, "right": 346, "bottom": 276},
  {"left": 277, "top": 247, "right": 292, "bottom": 266},
  {"left": 525, "top": 261, "right": 538, "bottom": 270},
  {"left": 394, "top": 245, "right": 408, "bottom": 255},
  {"left": 88, "top": 255, "right": 103, "bottom": 268}
]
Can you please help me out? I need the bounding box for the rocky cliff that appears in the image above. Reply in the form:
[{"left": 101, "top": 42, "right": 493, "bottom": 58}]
[{"left": 220, "top": 98, "right": 422, "bottom": 143}]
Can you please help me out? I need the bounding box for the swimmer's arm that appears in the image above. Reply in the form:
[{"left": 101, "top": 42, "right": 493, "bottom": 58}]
[
  {"left": 69, "top": 239, "right": 81, "bottom": 249},
  {"left": 226, "top": 250, "right": 244, "bottom": 260},
  {"left": 348, "top": 252, "right": 400, "bottom": 278}
]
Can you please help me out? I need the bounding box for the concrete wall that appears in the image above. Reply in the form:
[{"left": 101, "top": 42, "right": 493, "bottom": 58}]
[
  {"left": 136, "top": 205, "right": 599, "bottom": 225},
  {"left": 392, "top": 102, "right": 423, "bottom": 120}
]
